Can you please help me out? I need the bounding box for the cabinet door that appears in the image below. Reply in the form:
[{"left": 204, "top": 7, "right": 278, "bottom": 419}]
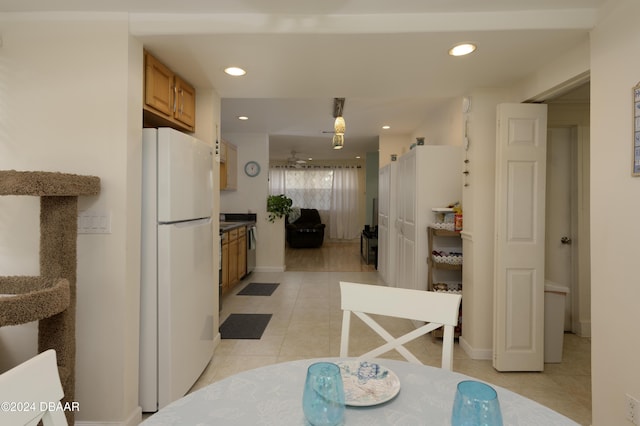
[
  {"left": 238, "top": 233, "right": 247, "bottom": 279},
  {"left": 396, "top": 149, "right": 417, "bottom": 290},
  {"left": 221, "top": 239, "right": 229, "bottom": 294},
  {"left": 226, "top": 144, "right": 238, "bottom": 190},
  {"left": 229, "top": 237, "right": 239, "bottom": 287},
  {"left": 174, "top": 76, "right": 196, "bottom": 129},
  {"left": 145, "top": 53, "right": 174, "bottom": 117}
]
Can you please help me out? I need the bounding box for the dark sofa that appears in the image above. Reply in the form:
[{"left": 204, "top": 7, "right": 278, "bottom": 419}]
[{"left": 286, "top": 208, "right": 326, "bottom": 248}]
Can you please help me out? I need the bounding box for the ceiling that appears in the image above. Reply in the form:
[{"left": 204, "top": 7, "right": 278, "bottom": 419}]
[{"left": 0, "top": 0, "right": 602, "bottom": 160}]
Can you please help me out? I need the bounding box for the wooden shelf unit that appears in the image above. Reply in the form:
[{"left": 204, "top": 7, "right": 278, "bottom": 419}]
[{"left": 427, "top": 226, "right": 462, "bottom": 337}]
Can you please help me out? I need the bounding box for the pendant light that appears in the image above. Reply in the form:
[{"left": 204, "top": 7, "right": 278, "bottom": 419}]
[
  {"left": 334, "top": 116, "right": 345, "bottom": 134},
  {"left": 332, "top": 134, "right": 344, "bottom": 150},
  {"left": 331, "top": 98, "right": 346, "bottom": 149}
]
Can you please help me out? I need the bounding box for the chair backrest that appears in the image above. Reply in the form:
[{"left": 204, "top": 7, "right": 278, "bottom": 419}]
[
  {"left": 0, "top": 349, "right": 68, "bottom": 426},
  {"left": 339, "top": 281, "right": 462, "bottom": 370}
]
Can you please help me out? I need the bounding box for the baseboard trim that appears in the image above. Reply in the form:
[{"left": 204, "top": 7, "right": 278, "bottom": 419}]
[
  {"left": 253, "top": 266, "right": 285, "bottom": 273},
  {"left": 578, "top": 320, "right": 591, "bottom": 337},
  {"left": 75, "top": 406, "right": 141, "bottom": 426},
  {"left": 459, "top": 336, "right": 493, "bottom": 360}
]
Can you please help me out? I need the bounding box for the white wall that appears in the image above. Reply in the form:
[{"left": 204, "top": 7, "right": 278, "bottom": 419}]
[
  {"left": 0, "top": 13, "right": 221, "bottom": 425},
  {"left": 458, "top": 88, "right": 514, "bottom": 358},
  {"left": 379, "top": 134, "right": 411, "bottom": 167},
  {"left": 193, "top": 88, "right": 222, "bottom": 344},
  {"left": 515, "top": 39, "right": 590, "bottom": 103},
  {"left": 410, "top": 97, "right": 464, "bottom": 147},
  {"left": 590, "top": 0, "right": 640, "bottom": 423},
  {"left": 220, "top": 133, "right": 286, "bottom": 271},
  {"left": 0, "top": 14, "right": 143, "bottom": 424}
]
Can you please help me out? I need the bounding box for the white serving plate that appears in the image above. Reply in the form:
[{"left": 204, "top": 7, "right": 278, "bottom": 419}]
[{"left": 335, "top": 360, "right": 401, "bottom": 407}]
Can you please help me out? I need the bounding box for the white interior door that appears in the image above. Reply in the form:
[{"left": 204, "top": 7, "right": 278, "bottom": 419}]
[
  {"left": 546, "top": 127, "right": 575, "bottom": 330},
  {"left": 494, "top": 103, "right": 548, "bottom": 372}
]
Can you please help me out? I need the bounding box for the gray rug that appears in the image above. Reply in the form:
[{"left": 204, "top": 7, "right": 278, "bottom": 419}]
[
  {"left": 237, "top": 282, "right": 280, "bottom": 296},
  {"left": 220, "top": 314, "right": 272, "bottom": 339}
]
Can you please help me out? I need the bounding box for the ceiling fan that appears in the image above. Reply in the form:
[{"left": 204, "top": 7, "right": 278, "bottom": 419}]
[{"left": 286, "top": 150, "right": 307, "bottom": 167}]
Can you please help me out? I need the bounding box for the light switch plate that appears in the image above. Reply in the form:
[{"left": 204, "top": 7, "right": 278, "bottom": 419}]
[{"left": 78, "top": 210, "right": 111, "bottom": 234}]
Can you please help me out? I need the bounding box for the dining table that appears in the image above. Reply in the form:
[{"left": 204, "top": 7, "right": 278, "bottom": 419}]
[{"left": 140, "top": 357, "right": 579, "bottom": 425}]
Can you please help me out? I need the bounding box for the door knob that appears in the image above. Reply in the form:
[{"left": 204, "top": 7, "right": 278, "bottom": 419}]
[{"left": 560, "top": 236, "right": 572, "bottom": 244}]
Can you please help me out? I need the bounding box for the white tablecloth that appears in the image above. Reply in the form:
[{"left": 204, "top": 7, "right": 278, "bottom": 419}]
[{"left": 141, "top": 358, "right": 579, "bottom": 426}]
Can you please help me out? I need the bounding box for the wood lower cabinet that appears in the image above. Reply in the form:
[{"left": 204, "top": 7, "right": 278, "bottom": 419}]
[
  {"left": 221, "top": 226, "right": 248, "bottom": 294},
  {"left": 143, "top": 51, "right": 196, "bottom": 132},
  {"left": 221, "top": 231, "right": 230, "bottom": 294},
  {"left": 238, "top": 227, "right": 247, "bottom": 279},
  {"left": 228, "top": 229, "right": 239, "bottom": 288}
]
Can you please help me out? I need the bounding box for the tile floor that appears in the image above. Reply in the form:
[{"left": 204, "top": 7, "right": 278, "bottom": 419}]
[{"left": 192, "top": 266, "right": 592, "bottom": 425}]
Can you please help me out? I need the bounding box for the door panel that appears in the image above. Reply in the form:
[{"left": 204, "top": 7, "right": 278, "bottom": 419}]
[
  {"left": 494, "top": 103, "right": 547, "bottom": 372},
  {"left": 507, "top": 161, "right": 538, "bottom": 240}
]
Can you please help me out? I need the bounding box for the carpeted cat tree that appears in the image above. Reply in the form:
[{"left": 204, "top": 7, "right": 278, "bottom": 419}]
[{"left": 0, "top": 170, "right": 100, "bottom": 424}]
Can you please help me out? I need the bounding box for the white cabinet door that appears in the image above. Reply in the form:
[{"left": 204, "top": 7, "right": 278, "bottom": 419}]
[
  {"left": 493, "top": 103, "right": 547, "bottom": 372},
  {"left": 397, "top": 149, "right": 417, "bottom": 290},
  {"left": 377, "top": 163, "right": 398, "bottom": 286},
  {"left": 378, "top": 165, "right": 389, "bottom": 283}
]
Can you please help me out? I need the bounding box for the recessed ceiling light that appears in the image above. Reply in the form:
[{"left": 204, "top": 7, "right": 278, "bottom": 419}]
[
  {"left": 224, "top": 67, "right": 247, "bottom": 76},
  {"left": 308, "top": 157, "right": 313, "bottom": 161},
  {"left": 356, "top": 156, "right": 361, "bottom": 159},
  {"left": 382, "top": 125, "right": 391, "bottom": 130},
  {"left": 237, "top": 116, "right": 248, "bottom": 120},
  {"left": 449, "top": 43, "right": 477, "bottom": 57}
]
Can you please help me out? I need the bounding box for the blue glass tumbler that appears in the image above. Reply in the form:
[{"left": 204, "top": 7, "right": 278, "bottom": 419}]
[
  {"left": 451, "top": 380, "right": 503, "bottom": 426},
  {"left": 302, "top": 362, "right": 345, "bottom": 426}
]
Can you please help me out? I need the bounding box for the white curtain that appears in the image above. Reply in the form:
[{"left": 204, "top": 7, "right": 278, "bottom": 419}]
[
  {"left": 268, "top": 166, "right": 360, "bottom": 239},
  {"left": 329, "top": 167, "right": 360, "bottom": 239},
  {"left": 268, "top": 168, "right": 286, "bottom": 195}
]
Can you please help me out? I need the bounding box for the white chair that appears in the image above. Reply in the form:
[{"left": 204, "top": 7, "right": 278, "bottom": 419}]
[
  {"left": 0, "top": 349, "right": 68, "bottom": 426},
  {"left": 339, "top": 281, "right": 462, "bottom": 370}
]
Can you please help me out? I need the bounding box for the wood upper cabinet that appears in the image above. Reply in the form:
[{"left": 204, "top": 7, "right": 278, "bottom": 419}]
[
  {"left": 174, "top": 75, "right": 195, "bottom": 128},
  {"left": 219, "top": 139, "right": 238, "bottom": 191},
  {"left": 145, "top": 53, "right": 174, "bottom": 116},
  {"left": 143, "top": 51, "right": 196, "bottom": 132}
]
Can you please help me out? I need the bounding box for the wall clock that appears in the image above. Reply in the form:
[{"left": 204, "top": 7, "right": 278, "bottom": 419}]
[{"left": 244, "top": 161, "right": 261, "bottom": 177}]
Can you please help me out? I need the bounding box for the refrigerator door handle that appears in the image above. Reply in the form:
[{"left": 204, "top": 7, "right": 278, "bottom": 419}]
[{"left": 161, "top": 217, "right": 212, "bottom": 227}]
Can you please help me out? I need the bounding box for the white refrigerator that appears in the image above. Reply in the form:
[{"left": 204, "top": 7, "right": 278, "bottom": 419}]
[{"left": 140, "top": 128, "right": 215, "bottom": 412}]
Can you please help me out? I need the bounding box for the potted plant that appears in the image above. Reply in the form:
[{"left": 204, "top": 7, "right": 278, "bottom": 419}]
[{"left": 266, "top": 194, "right": 293, "bottom": 222}]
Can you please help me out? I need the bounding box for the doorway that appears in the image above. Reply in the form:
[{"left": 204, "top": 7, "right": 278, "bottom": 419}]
[
  {"left": 546, "top": 127, "right": 576, "bottom": 331},
  {"left": 545, "top": 83, "right": 591, "bottom": 337}
]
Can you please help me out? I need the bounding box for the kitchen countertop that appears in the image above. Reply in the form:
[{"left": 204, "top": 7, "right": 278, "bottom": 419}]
[{"left": 220, "top": 221, "right": 255, "bottom": 232}]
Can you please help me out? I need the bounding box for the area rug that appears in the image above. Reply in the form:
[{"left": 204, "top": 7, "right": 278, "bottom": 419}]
[
  {"left": 220, "top": 313, "right": 272, "bottom": 339},
  {"left": 237, "top": 282, "right": 280, "bottom": 296}
]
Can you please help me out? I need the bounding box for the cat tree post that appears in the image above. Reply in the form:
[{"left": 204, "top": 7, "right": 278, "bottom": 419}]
[{"left": 0, "top": 170, "right": 100, "bottom": 424}]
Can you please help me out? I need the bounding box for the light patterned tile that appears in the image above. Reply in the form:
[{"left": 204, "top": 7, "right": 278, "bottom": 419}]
[{"left": 199, "top": 242, "right": 591, "bottom": 425}]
